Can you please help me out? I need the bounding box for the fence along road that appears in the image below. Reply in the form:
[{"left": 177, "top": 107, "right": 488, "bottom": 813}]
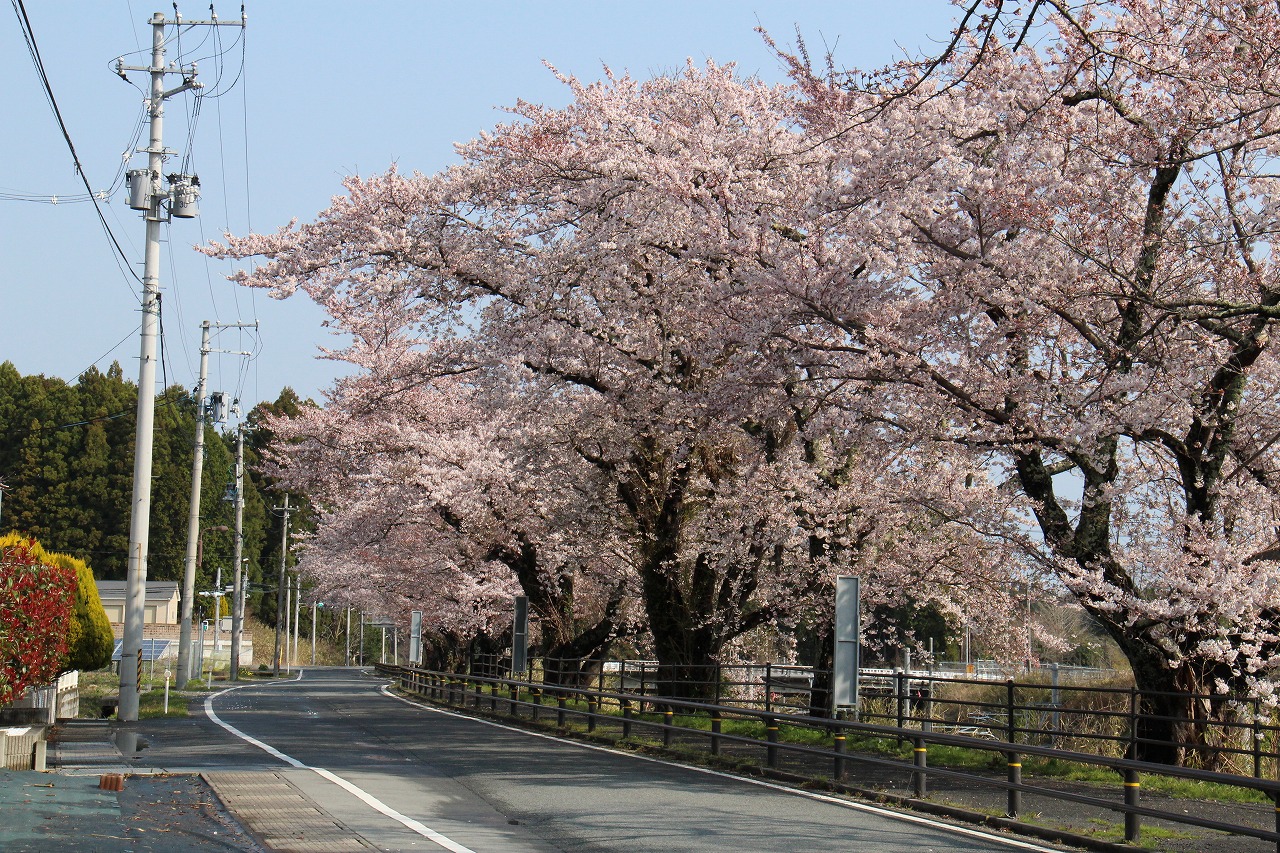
[{"left": 207, "top": 667, "right": 1069, "bottom": 853}]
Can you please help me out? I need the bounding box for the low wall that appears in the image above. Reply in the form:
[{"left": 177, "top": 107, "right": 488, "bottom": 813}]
[{"left": 0, "top": 725, "right": 48, "bottom": 770}]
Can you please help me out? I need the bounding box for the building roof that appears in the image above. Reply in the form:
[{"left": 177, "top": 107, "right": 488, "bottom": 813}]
[{"left": 96, "top": 581, "right": 180, "bottom": 602}]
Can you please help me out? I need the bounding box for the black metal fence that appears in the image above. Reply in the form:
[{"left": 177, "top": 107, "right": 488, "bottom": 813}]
[
  {"left": 382, "top": 661, "right": 1280, "bottom": 850},
  {"left": 466, "top": 653, "right": 1280, "bottom": 778}
]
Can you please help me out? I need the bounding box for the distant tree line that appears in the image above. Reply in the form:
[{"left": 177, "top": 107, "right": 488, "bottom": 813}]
[{"left": 0, "top": 360, "right": 312, "bottom": 626}]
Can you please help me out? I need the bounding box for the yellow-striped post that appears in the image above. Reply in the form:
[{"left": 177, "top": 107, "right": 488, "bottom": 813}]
[
  {"left": 912, "top": 737, "right": 928, "bottom": 798},
  {"left": 1124, "top": 769, "right": 1141, "bottom": 843},
  {"left": 1006, "top": 753, "right": 1021, "bottom": 817}
]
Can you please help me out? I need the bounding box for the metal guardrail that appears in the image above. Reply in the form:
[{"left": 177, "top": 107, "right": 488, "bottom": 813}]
[{"left": 380, "top": 663, "right": 1280, "bottom": 850}]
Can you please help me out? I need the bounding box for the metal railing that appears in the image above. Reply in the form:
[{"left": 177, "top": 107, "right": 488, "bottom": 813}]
[
  {"left": 465, "top": 654, "right": 1280, "bottom": 778},
  {"left": 391, "top": 659, "right": 1280, "bottom": 849}
]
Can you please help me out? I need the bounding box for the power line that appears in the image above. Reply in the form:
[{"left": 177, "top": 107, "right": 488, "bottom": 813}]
[{"left": 10, "top": 0, "right": 144, "bottom": 292}]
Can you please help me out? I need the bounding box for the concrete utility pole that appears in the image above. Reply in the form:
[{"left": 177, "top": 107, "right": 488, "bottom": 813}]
[
  {"left": 176, "top": 322, "right": 211, "bottom": 686},
  {"left": 230, "top": 425, "right": 246, "bottom": 680},
  {"left": 293, "top": 575, "right": 302, "bottom": 668},
  {"left": 272, "top": 495, "right": 291, "bottom": 676},
  {"left": 177, "top": 321, "right": 253, "bottom": 685},
  {"left": 116, "top": 8, "right": 244, "bottom": 723}
]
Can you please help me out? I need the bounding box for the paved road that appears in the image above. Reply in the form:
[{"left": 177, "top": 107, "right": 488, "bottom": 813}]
[{"left": 182, "top": 667, "right": 1069, "bottom": 853}]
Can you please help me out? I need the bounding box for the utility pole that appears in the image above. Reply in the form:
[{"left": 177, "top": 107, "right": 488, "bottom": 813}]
[
  {"left": 294, "top": 575, "right": 302, "bottom": 668},
  {"left": 230, "top": 424, "right": 246, "bottom": 680},
  {"left": 272, "top": 495, "right": 291, "bottom": 676},
  {"left": 176, "top": 322, "right": 211, "bottom": 686},
  {"left": 177, "top": 321, "right": 253, "bottom": 685},
  {"left": 116, "top": 8, "right": 244, "bottom": 722}
]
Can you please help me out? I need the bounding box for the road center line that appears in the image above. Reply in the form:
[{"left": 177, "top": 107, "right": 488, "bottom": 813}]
[
  {"left": 380, "top": 684, "right": 1063, "bottom": 853},
  {"left": 204, "top": 672, "right": 477, "bottom": 853}
]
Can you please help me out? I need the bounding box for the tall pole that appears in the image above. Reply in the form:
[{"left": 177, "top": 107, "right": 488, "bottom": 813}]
[
  {"left": 119, "top": 14, "right": 171, "bottom": 722},
  {"left": 272, "top": 495, "right": 291, "bottom": 676},
  {"left": 293, "top": 576, "right": 302, "bottom": 668},
  {"left": 230, "top": 425, "right": 246, "bottom": 680},
  {"left": 176, "top": 322, "right": 211, "bottom": 685},
  {"left": 345, "top": 607, "right": 351, "bottom": 666},
  {"left": 311, "top": 601, "right": 317, "bottom": 666},
  {"left": 211, "top": 565, "right": 223, "bottom": 654}
]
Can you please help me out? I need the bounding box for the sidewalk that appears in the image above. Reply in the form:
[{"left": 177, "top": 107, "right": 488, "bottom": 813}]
[{"left": 0, "top": 717, "right": 372, "bottom": 852}]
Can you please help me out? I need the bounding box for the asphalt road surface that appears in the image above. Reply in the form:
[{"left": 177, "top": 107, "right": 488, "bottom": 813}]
[{"left": 185, "top": 667, "right": 1070, "bottom": 853}]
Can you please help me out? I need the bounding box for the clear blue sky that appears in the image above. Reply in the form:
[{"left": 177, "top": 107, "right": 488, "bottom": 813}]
[{"left": 1, "top": 2, "right": 960, "bottom": 410}]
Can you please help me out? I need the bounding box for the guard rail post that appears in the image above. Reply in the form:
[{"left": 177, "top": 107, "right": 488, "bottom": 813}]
[
  {"left": 1124, "top": 767, "right": 1141, "bottom": 844},
  {"left": 912, "top": 736, "right": 928, "bottom": 798},
  {"left": 531, "top": 687, "right": 540, "bottom": 721},
  {"left": 834, "top": 732, "right": 847, "bottom": 781},
  {"left": 587, "top": 695, "right": 598, "bottom": 732},
  {"left": 663, "top": 709, "right": 674, "bottom": 748},
  {"left": 766, "top": 716, "right": 779, "bottom": 769},
  {"left": 1007, "top": 749, "right": 1021, "bottom": 817},
  {"left": 558, "top": 695, "right": 567, "bottom": 728},
  {"left": 622, "top": 699, "right": 633, "bottom": 739},
  {"left": 711, "top": 712, "right": 722, "bottom": 756}
]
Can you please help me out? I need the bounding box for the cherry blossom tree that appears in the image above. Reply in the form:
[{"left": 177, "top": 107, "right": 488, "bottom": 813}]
[
  {"left": 208, "top": 62, "right": 1019, "bottom": 699},
  {"left": 258, "top": 363, "right": 637, "bottom": 674},
  {"left": 774, "top": 0, "right": 1280, "bottom": 761}
]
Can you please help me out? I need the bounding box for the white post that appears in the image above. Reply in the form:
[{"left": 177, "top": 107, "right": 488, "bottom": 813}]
[
  {"left": 176, "top": 322, "right": 211, "bottom": 686},
  {"left": 293, "top": 576, "right": 301, "bottom": 668},
  {"left": 119, "top": 12, "right": 169, "bottom": 724},
  {"left": 212, "top": 565, "right": 223, "bottom": 656},
  {"left": 284, "top": 579, "right": 293, "bottom": 674},
  {"left": 273, "top": 496, "right": 291, "bottom": 676},
  {"left": 230, "top": 426, "right": 245, "bottom": 680},
  {"left": 311, "top": 601, "right": 317, "bottom": 666}
]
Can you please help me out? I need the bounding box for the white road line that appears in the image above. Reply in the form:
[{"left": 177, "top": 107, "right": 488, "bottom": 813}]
[
  {"left": 380, "top": 684, "right": 1067, "bottom": 853},
  {"left": 204, "top": 671, "right": 477, "bottom": 853}
]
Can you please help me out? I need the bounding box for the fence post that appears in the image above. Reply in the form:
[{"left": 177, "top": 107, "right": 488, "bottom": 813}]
[
  {"left": 1006, "top": 678, "right": 1016, "bottom": 744},
  {"left": 765, "top": 663, "right": 773, "bottom": 714},
  {"left": 1124, "top": 767, "right": 1141, "bottom": 844},
  {"left": 834, "top": 732, "right": 847, "bottom": 781},
  {"left": 896, "top": 671, "right": 906, "bottom": 744},
  {"left": 715, "top": 662, "right": 722, "bottom": 707},
  {"left": 711, "top": 712, "right": 722, "bottom": 756},
  {"left": 1007, "top": 749, "right": 1021, "bottom": 817},
  {"left": 1254, "top": 697, "right": 1263, "bottom": 779},
  {"left": 912, "top": 736, "right": 928, "bottom": 798},
  {"left": 765, "top": 716, "right": 779, "bottom": 769},
  {"left": 1128, "top": 685, "right": 1139, "bottom": 758}
]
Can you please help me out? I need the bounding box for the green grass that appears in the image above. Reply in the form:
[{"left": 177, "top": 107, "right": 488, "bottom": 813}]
[{"left": 74, "top": 666, "right": 279, "bottom": 719}]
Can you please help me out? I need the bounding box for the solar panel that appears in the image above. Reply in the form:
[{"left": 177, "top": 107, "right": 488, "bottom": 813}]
[{"left": 110, "top": 639, "right": 174, "bottom": 661}]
